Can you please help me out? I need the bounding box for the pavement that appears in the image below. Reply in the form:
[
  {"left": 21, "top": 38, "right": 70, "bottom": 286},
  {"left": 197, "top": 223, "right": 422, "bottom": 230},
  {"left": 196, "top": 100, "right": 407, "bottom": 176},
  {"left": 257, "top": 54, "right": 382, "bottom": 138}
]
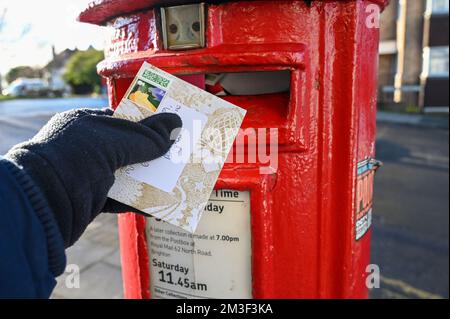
[
  {"left": 0, "top": 102, "right": 448, "bottom": 299},
  {"left": 51, "top": 214, "right": 123, "bottom": 299}
]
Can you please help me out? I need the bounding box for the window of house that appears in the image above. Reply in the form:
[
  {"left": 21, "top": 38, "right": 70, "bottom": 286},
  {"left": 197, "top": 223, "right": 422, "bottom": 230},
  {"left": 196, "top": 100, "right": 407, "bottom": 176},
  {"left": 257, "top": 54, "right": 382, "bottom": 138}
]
[
  {"left": 426, "top": 0, "right": 449, "bottom": 15},
  {"left": 423, "top": 46, "right": 450, "bottom": 77}
]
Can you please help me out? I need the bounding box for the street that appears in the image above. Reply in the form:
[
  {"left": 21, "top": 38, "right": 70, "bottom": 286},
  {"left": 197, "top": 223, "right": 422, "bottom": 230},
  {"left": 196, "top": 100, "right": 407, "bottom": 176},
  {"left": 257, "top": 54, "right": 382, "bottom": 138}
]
[
  {"left": 0, "top": 97, "right": 107, "bottom": 154},
  {"left": 0, "top": 99, "right": 448, "bottom": 298},
  {"left": 371, "top": 121, "right": 449, "bottom": 299}
]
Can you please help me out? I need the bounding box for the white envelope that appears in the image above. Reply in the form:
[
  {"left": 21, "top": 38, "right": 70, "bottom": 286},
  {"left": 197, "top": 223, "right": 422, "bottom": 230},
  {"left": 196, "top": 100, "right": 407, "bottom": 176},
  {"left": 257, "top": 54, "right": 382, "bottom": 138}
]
[{"left": 108, "top": 63, "right": 246, "bottom": 233}]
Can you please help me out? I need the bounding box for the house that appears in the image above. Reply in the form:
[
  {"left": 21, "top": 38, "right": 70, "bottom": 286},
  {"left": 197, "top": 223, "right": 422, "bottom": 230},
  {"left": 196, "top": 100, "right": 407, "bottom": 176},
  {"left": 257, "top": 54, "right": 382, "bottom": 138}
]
[
  {"left": 42, "top": 46, "right": 77, "bottom": 96},
  {"left": 378, "top": 0, "right": 449, "bottom": 113}
]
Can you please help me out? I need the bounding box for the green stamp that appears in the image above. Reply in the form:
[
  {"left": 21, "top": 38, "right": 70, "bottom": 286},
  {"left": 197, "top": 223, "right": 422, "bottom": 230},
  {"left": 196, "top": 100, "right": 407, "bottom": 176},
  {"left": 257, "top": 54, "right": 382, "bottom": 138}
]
[{"left": 142, "top": 69, "right": 170, "bottom": 88}]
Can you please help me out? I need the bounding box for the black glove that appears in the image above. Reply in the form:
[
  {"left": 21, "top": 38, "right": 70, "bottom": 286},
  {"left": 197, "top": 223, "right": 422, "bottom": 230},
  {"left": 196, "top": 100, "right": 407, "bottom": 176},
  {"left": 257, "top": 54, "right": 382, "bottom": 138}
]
[{"left": 5, "top": 108, "right": 182, "bottom": 248}]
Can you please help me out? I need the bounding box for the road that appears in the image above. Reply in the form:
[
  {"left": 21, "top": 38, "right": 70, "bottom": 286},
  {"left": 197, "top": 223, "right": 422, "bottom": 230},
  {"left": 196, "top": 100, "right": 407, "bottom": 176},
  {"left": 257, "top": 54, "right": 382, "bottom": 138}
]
[
  {"left": 0, "top": 97, "right": 107, "bottom": 154},
  {"left": 371, "top": 121, "right": 449, "bottom": 299},
  {"left": 0, "top": 98, "right": 448, "bottom": 298}
]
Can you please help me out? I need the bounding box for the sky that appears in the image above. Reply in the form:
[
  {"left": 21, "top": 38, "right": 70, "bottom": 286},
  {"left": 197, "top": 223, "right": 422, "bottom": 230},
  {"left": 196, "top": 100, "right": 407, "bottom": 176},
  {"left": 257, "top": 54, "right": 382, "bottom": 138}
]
[{"left": 0, "top": 0, "right": 107, "bottom": 76}]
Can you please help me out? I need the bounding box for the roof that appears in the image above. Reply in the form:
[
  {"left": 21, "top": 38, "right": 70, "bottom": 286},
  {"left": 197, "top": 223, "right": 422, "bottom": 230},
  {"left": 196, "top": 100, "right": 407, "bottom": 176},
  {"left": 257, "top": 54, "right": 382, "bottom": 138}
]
[{"left": 44, "top": 48, "right": 78, "bottom": 70}]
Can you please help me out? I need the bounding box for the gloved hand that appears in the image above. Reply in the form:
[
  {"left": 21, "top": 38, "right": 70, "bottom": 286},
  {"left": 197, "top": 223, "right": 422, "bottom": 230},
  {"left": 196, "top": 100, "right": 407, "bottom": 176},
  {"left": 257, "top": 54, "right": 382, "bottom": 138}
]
[{"left": 5, "top": 108, "right": 182, "bottom": 248}]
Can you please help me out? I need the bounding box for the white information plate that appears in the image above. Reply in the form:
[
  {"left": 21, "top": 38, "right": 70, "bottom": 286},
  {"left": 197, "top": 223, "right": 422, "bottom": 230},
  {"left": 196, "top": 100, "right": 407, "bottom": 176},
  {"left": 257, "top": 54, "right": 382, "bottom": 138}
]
[{"left": 147, "top": 189, "right": 252, "bottom": 299}]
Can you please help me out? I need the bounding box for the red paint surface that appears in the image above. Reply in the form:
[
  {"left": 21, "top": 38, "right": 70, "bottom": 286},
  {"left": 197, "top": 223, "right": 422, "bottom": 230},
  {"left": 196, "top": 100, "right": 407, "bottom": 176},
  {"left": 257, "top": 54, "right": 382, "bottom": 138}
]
[
  {"left": 117, "top": 213, "right": 149, "bottom": 298},
  {"left": 79, "top": 0, "right": 389, "bottom": 25},
  {"left": 178, "top": 74, "right": 206, "bottom": 89},
  {"left": 82, "top": 0, "right": 386, "bottom": 298}
]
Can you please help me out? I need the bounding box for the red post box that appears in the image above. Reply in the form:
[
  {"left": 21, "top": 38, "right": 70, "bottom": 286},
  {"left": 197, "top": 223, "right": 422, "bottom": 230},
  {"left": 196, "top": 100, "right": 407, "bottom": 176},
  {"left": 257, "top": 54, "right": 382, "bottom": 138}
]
[{"left": 79, "top": 0, "right": 387, "bottom": 299}]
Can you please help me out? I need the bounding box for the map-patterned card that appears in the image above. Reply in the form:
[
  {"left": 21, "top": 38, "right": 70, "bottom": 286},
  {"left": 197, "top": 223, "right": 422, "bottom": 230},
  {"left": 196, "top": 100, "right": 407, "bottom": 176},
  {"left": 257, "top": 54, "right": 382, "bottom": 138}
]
[{"left": 108, "top": 62, "right": 246, "bottom": 233}]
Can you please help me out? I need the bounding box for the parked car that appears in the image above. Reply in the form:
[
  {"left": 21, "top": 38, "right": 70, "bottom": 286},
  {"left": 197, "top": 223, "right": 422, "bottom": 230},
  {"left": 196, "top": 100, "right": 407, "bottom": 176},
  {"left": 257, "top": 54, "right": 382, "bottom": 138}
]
[{"left": 2, "top": 78, "right": 50, "bottom": 97}]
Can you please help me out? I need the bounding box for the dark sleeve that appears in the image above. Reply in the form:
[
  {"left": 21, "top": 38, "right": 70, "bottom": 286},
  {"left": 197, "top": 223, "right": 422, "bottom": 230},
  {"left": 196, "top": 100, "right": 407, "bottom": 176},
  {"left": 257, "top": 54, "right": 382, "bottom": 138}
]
[{"left": 0, "top": 158, "right": 66, "bottom": 298}]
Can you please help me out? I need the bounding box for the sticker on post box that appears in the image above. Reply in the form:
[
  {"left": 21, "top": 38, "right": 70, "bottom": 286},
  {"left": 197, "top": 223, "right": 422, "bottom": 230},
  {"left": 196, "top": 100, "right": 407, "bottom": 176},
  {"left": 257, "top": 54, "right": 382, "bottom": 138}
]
[
  {"left": 355, "top": 158, "right": 379, "bottom": 240},
  {"left": 147, "top": 189, "right": 252, "bottom": 299},
  {"left": 108, "top": 62, "right": 246, "bottom": 233}
]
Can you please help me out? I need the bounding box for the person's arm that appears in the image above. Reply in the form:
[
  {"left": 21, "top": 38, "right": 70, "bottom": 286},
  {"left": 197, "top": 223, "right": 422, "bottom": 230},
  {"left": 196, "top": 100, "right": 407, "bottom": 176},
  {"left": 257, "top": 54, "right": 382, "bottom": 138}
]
[
  {"left": 1, "top": 108, "right": 181, "bottom": 298},
  {"left": 0, "top": 159, "right": 64, "bottom": 298}
]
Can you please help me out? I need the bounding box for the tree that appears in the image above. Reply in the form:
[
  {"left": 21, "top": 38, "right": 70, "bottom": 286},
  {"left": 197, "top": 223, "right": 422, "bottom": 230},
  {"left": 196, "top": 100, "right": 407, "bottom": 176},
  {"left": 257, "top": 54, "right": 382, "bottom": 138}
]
[
  {"left": 63, "top": 49, "right": 104, "bottom": 94},
  {"left": 5, "top": 66, "right": 42, "bottom": 84}
]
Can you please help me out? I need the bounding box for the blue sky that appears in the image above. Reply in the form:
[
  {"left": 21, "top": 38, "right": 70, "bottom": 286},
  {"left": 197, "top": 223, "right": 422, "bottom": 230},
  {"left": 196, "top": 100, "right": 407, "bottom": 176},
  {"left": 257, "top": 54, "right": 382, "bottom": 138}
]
[{"left": 0, "top": 0, "right": 106, "bottom": 75}]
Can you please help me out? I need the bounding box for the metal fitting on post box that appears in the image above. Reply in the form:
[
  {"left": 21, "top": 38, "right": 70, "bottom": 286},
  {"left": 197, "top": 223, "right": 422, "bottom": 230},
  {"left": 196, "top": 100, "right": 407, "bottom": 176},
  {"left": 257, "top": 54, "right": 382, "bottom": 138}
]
[{"left": 161, "top": 3, "right": 206, "bottom": 50}]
